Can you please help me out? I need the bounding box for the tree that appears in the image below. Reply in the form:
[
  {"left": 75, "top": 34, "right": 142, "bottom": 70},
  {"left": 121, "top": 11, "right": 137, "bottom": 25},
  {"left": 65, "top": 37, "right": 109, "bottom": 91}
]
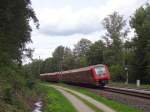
[
  {"left": 0, "top": 0, "right": 39, "bottom": 111},
  {"left": 102, "top": 12, "right": 128, "bottom": 82},
  {"left": 52, "top": 46, "right": 65, "bottom": 71},
  {"left": 0, "top": 0, "right": 39, "bottom": 64},
  {"left": 24, "top": 59, "right": 43, "bottom": 79},
  {"left": 102, "top": 12, "right": 127, "bottom": 65},
  {"left": 130, "top": 3, "right": 150, "bottom": 83},
  {"left": 63, "top": 47, "right": 76, "bottom": 70},
  {"left": 121, "top": 39, "right": 145, "bottom": 82},
  {"left": 109, "top": 64, "right": 126, "bottom": 81},
  {"left": 40, "top": 58, "right": 56, "bottom": 73},
  {"left": 86, "top": 40, "right": 105, "bottom": 65},
  {"left": 73, "top": 38, "right": 92, "bottom": 67},
  {"left": 74, "top": 38, "right": 92, "bottom": 57},
  {"left": 52, "top": 46, "right": 76, "bottom": 71}
]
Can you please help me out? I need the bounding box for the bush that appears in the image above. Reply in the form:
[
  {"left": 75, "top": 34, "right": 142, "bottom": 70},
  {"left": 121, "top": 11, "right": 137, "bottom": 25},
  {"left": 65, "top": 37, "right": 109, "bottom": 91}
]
[
  {"left": 109, "top": 64, "right": 126, "bottom": 82},
  {"left": 0, "top": 63, "right": 39, "bottom": 112}
]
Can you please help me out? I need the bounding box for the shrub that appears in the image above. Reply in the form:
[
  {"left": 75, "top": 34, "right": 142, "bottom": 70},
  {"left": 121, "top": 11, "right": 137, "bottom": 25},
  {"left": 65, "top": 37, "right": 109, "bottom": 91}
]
[{"left": 109, "top": 64, "right": 126, "bottom": 82}]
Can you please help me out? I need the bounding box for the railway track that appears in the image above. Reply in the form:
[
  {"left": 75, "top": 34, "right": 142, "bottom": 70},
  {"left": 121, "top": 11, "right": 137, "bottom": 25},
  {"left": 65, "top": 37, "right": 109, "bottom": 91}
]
[
  {"left": 61, "top": 84, "right": 150, "bottom": 112},
  {"left": 104, "top": 86, "right": 150, "bottom": 99}
]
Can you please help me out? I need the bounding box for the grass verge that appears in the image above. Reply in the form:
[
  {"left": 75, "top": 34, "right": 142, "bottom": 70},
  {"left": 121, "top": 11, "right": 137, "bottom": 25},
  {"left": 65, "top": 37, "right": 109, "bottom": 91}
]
[
  {"left": 38, "top": 83, "right": 77, "bottom": 112},
  {"left": 57, "top": 83, "right": 143, "bottom": 112}
]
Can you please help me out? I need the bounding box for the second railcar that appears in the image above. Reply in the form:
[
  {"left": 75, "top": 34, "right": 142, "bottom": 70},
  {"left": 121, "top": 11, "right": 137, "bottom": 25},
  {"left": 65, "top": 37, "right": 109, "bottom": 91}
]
[{"left": 40, "top": 72, "right": 59, "bottom": 82}]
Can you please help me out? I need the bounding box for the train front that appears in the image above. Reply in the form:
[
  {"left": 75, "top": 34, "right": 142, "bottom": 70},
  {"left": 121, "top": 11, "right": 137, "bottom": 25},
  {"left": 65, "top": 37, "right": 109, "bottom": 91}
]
[{"left": 92, "top": 64, "right": 110, "bottom": 86}]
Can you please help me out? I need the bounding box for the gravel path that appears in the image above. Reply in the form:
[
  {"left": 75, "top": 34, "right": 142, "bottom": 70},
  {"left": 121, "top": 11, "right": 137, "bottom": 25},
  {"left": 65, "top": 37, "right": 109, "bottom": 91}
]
[
  {"left": 51, "top": 85, "right": 116, "bottom": 112},
  {"left": 55, "top": 87, "right": 94, "bottom": 112}
]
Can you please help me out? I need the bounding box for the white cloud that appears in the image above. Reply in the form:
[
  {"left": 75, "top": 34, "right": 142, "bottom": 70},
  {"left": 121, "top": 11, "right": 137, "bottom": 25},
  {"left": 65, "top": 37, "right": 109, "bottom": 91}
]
[{"left": 38, "top": 6, "right": 102, "bottom": 36}]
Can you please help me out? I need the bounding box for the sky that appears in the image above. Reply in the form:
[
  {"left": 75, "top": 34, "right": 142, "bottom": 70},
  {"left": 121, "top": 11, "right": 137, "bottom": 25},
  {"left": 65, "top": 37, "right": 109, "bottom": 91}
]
[{"left": 26, "top": 0, "right": 148, "bottom": 63}]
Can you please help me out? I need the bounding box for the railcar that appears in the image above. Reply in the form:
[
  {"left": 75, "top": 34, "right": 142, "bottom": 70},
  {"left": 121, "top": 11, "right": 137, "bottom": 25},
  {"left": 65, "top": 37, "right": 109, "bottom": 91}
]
[
  {"left": 60, "top": 64, "right": 110, "bottom": 86},
  {"left": 40, "top": 72, "right": 59, "bottom": 82},
  {"left": 40, "top": 64, "right": 110, "bottom": 86}
]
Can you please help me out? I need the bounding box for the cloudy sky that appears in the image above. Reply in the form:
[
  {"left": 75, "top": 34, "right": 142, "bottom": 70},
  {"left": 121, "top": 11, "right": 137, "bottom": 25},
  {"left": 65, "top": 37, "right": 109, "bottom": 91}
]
[{"left": 27, "top": 0, "right": 148, "bottom": 62}]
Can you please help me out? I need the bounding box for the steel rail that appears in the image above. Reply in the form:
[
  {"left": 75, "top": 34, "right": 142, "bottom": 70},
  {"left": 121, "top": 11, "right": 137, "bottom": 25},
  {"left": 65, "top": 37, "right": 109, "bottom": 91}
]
[{"left": 104, "top": 86, "right": 150, "bottom": 99}]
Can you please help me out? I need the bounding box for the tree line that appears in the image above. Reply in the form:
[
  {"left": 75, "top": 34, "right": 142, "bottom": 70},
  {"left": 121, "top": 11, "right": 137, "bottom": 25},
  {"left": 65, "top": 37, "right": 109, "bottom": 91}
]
[{"left": 26, "top": 3, "right": 150, "bottom": 84}]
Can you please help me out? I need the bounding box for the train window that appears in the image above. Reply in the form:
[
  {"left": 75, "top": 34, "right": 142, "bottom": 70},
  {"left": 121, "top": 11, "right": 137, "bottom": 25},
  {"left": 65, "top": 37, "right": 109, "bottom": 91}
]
[{"left": 95, "top": 66, "right": 105, "bottom": 75}]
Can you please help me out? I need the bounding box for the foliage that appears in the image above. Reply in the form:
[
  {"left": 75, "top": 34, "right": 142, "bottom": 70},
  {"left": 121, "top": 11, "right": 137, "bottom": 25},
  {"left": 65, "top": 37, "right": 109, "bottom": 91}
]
[
  {"left": 63, "top": 47, "right": 76, "bottom": 70},
  {"left": 40, "top": 58, "right": 57, "bottom": 73},
  {"left": 26, "top": 46, "right": 77, "bottom": 77},
  {"left": 86, "top": 40, "right": 105, "bottom": 65},
  {"left": 51, "top": 46, "right": 64, "bottom": 71},
  {"left": 100, "top": 12, "right": 128, "bottom": 81},
  {"left": 74, "top": 38, "right": 92, "bottom": 57},
  {"left": 0, "top": 63, "right": 38, "bottom": 111},
  {"left": 109, "top": 64, "right": 126, "bottom": 81},
  {"left": 102, "top": 12, "right": 127, "bottom": 65},
  {"left": 73, "top": 38, "right": 92, "bottom": 67},
  {"left": 0, "top": 0, "right": 39, "bottom": 111},
  {"left": 52, "top": 46, "right": 76, "bottom": 71},
  {"left": 130, "top": 3, "right": 150, "bottom": 83},
  {"left": 0, "top": 0, "right": 38, "bottom": 64},
  {"left": 23, "top": 59, "right": 42, "bottom": 79}
]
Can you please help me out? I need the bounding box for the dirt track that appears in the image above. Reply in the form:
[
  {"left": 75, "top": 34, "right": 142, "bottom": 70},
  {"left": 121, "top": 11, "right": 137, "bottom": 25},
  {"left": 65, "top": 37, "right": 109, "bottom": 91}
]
[{"left": 51, "top": 85, "right": 116, "bottom": 112}]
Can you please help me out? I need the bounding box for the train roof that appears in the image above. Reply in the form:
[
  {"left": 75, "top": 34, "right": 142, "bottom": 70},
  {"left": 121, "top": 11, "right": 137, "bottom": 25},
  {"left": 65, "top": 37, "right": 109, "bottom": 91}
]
[
  {"left": 61, "top": 64, "right": 105, "bottom": 74},
  {"left": 40, "top": 64, "right": 105, "bottom": 76},
  {"left": 40, "top": 72, "right": 58, "bottom": 76}
]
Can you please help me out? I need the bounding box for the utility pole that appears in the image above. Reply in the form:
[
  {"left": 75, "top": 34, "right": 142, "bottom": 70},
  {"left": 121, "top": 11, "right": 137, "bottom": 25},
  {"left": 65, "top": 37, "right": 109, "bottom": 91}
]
[
  {"left": 39, "top": 56, "right": 41, "bottom": 76},
  {"left": 125, "top": 66, "right": 128, "bottom": 84},
  {"left": 59, "top": 56, "right": 63, "bottom": 81},
  {"left": 60, "top": 56, "right": 64, "bottom": 72},
  {"left": 124, "top": 47, "right": 129, "bottom": 85}
]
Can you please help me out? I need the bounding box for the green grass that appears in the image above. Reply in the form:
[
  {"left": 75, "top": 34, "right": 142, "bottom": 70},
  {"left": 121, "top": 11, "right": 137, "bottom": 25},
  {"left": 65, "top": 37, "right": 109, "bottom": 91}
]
[
  {"left": 108, "top": 82, "right": 150, "bottom": 90},
  {"left": 38, "top": 84, "right": 77, "bottom": 112},
  {"left": 57, "top": 83, "right": 143, "bottom": 112}
]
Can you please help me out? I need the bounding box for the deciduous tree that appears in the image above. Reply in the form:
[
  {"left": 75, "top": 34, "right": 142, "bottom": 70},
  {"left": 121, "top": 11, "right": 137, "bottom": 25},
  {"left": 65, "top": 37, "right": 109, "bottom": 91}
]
[
  {"left": 130, "top": 3, "right": 150, "bottom": 83},
  {"left": 102, "top": 12, "right": 127, "bottom": 65},
  {"left": 86, "top": 40, "right": 105, "bottom": 65}
]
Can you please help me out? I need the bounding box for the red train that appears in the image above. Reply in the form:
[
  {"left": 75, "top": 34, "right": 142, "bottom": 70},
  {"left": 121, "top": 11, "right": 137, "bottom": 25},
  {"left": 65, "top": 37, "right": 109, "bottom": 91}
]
[{"left": 40, "top": 64, "right": 110, "bottom": 86}]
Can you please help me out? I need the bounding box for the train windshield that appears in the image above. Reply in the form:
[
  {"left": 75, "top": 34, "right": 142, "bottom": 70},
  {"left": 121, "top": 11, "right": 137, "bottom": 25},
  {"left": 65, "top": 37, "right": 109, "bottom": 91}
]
[{"left": 95, "top": 66, "right": 105, "bottom": 75}]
